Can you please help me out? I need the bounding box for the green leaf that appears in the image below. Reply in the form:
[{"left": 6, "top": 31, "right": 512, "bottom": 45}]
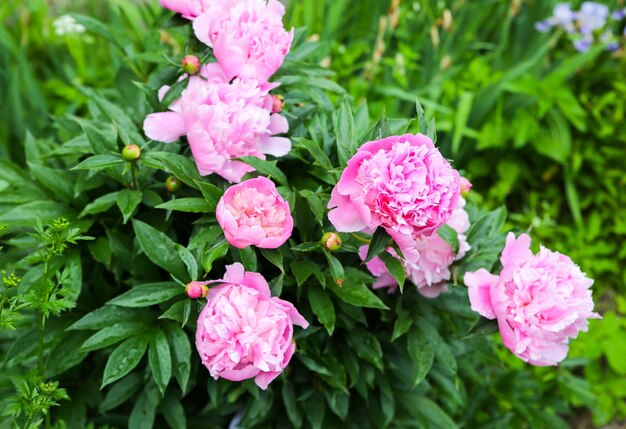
[
  {"left": 80, "top": 322, "right": 147, "bottom": 352},
  {"left": 293, "top": 137, "right": 333, "bottom": 171},
  {"left": 202, "top": 240, "right": 229, "bottom": 274},
  {"left": 370, "top": 108, "right": 392, "bottom": 140},
  {"left": 260, "top": 248, "right": 284, "bottom": 272},
  {"left": 308, "top": 286, "right": 335, "bottom": 335},
  {"left": 132, "top": 219, "right": 188, "bottom": 281},
  {"left": 128, "top": 386, "right": 159, "bottom": 429},
  {"left": 28, "top": 163, "right": 75, "bottom": 202},
  {"left": 193, "top": 180, "right": 224, "bottom": 211},
  {"left": 407, "top": 329, "right": 434, "bottom": 387},
  {"left": 323, "top": 249, "right": 344, "bottom": 285},
  {"left": 328, "top": 277, "right": 388, "bottom": 309},
  {"left": 68, "top": 306, "right": 150, "bottom": 330},
  {"left": 82, "top": 122, "right": 117, "bottom": 154},
  {"left": 0, "top": 201, "right": 72, "bottom": 227},
  {"left": 161, "top": 392, "right": 187, "bottom": 429},
  {"left": 72, "top": 154, "right": 124, "bottom": 170},
  {"left": 237, "top": 247, "right": 258, "bottom": 272},
  {"left": 346, "top": 327, "right": 383, "bottom": 369},
  {"left": 290, "top": 259, "right": 318, "bottom": 286},
  {"left": 299, "top": 190, "right": 325, "bottom": 226},
  {"left": 391, "top": 304, "right": 412, "bottom": 341},
  {"left": 144, "top": 152, "right": 202, "bottom": 189},
  {"left": 161, "top": 77, "right": 189, "bottom": 109},
  {"left": 437, "top": 224, "right": 459, "bottom": 255},
  {"left": 149, "top": 330, "right": 172, "bottom": 396},
  {"left": 156, "top": 198, "right": 212, "bottom": 213},
  {"left": 107, "top": 282, "right": 181, "bottom": 307},
  {"left": 282, "top": 382, "right": 303, "bottom": 428},
  {"left": 413, "top": 396, "right": 459, "bottom": 429},
  {"left": 365, "top": 227, "right": 392, "bottom": 262},
  {"left": 176, "top": 245, "right": 198, "bottom": 280},
  {"left": 165, "top": 324, "right": 191, "bottom": 392},
  {"left": 79, "top": 192, "right": 120, "bottom": 217},
  {"left": 415, "top": 98, "right": 429, "bottom": 135},
  {"left": 88, "top": 237, "right": 112, "bottom": 268},
  {"left": 239, "top": 156, "right": 288, "bottom": 185},
  {"left": 101, "top": 372, "right": 143, "bottom": 412},
  {"left": 462, "top": 316, "right": 499, "bottom": 340},
  {"left": 336, "top": 99, "right": 356, "bottom": 166},
  {"left": 117, "top": 189, "right": 142, "bottom": 224},
  {"left": 379, "top": 251, "right": 405, "bottom": 292},
  {"left": 451, "top": 92, "right": 474, "bottom": 155},
  {"left": 101, "top": 335, "right": 149, "bottom": 388}
]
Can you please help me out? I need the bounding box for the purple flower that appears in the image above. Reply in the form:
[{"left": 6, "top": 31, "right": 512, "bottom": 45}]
[
  {"left": 573, "top": 37, "right": 593, "bottom": 52},
  {"left": 577, "top": 2, "right": 609, "bottom": 35},
  {"left": 613, "top": 8, "right": 626, "bottom": 21}
]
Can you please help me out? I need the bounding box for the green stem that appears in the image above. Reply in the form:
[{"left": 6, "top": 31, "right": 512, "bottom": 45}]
[
  {"left": 350, "top": 233, "right": 371, "bottom": 244},
  {"left": 38, "top": 311, "right": 45, "bottom": 378},
  {"left": 130, "top": 162, "right": 138, "bottom": 190}
]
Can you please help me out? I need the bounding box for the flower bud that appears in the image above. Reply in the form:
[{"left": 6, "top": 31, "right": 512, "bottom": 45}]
[
  {"left": 186, "top": 281, "right": 209, "bottom": 299},
  {"left": 271, "top": 94, "right": 285, "bottom": 113},
  {"left": 182, "top": 55, "right": 200, "bottom": 75},
  {"left": 165, "top": 176, "right": 181, "bottom": 193},
  {"left": 460, "top": 177, "right": 472, "bottom": 195},
  {"left": 122, "top": 144, "right": 141, "bottom": 161},
  {"left": 321, "top": 232, "right": 342, "bottom": 252}
]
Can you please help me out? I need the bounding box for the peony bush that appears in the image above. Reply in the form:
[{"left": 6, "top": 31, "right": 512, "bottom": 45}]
[{"left": 0, "top": 0, "right": 601, "bottom": 428}]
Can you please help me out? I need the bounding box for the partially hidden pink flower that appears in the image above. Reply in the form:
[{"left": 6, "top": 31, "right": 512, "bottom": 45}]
[
  {"left": 159, "top": 0, "right": 211, "bottom": 19},
  {"left": 328, "top": 134, "right": 460, "bottom": 249},
  {"left": 359, "top": 198, "right": 471, "bottom": 298},
  {"left": 143, "top": 63, "right": 290, "bottom": 183},
  {"left": 464, "top": 233, "right": 600, "bottom": 366},
  {"left": 193, "top": 0, "right": 293, "bottom": 83},
  {"left": 216, "top": 177, "right": 293, "bottom": 249},
  {"left": 460, "top": 177, "right": 472, "bottom": 194},
  {"left": 196, "top": 263, "right": 308, "bottom": 389}
]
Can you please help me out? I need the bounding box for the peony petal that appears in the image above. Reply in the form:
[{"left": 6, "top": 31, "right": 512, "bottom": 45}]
[
  {"left": 192, "top": 12, "right": 213, "bottom": 46},
  {"left": 327, "top": 189, "right": 367, "bottom": 232},
  {"left": 268, "top": 113, "right": 289, "bottom": 134},
  {"left": 257, "top": 136, "right": 291, "bottom": 157},
  {"left": 465, "top": 269, "right": 498, "bottom": 319},
  {"left": 143, "top": 112, "right": 186, "bottom": 143}
]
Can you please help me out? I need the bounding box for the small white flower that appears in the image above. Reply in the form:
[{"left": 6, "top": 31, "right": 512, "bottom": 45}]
[{"left": 53, "top": 15, "right": 86, "bottom": 36}]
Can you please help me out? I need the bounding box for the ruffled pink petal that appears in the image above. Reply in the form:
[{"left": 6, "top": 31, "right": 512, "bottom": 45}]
[
  {"left": 192, "top": 12, "right": 213, "bottom": 46},
  {"left": 417, "top": 282, "right": 449, "bottom": 298},
  {"left": 268, "top": 114, "right": 289, "bottom": 134},
  {"left": 257, "top": 136, "right": 291, "bottom": 157},
  {"left": 223, "top": 263, "right": 246, "bottom": 284},
  {"left": 465, "top": 269, "right": 498, "bottom": 319},
  {"left": 327, "top": 189, "right": 367, "bottom": 232},
  {"left": 254, "top": 370, "right": 281, "bottom": 390},
  {"left": 242, "top": 272, "right": 272, "bottom": 297},
  {"left": 216, "top": 160, "right": 255, "bottom": 183},
  {"left": 143, "top": 112, "right": 186, "bottom": 143},
  {"left": 500, "top": 232, "right": 533, "bottom": 268}
]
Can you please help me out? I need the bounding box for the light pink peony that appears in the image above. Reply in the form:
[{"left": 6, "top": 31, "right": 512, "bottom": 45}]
[
  {"left": 193, "top": 0, "right": 293, "bottom": 83},
  {"left": 143, "top": 63, "right": 290, "bottom": 183},
  {"left": 359, "top": 198, "right": 471, "bottom": 298},
  {"left": 328, "top": 134, "right": 460, "bottom": 250},
  {"left": 160, "top": 0, "right": 211, "bottom": 19},
  {"left": 216, "top": 177, "right": 293, "bottom": 249},
  {"left": 465, "top": 233, "right": 600, "bottom": 366},
  {"left": 195, "top": 263, "right": 308, "bottom": 389}
]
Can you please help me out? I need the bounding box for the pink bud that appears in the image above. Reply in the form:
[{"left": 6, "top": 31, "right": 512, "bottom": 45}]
[
  {"left": 271, "top": 94, "right": 285, "bottom": 113},
  {"left": 460, "top": 177, "right": 472, "bottom": 195},
  {"left": 181, "top": 55, "right": 200, "bottom": 75},
  {"left": 321, "top": 232, "right": 342, "bottom": 252},
  {"left": 186, "top": 281, "right": 208, "bottom": 299}
]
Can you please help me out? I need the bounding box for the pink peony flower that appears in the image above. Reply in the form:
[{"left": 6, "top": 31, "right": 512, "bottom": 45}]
[
  {"left": 195, "top": 263, "right": 308, "bottom": 389},
  {"left": 160, "top": 0, "right": 211, "bottom": 19},
  {"left": 328, "top": 134, "right": 460, "bottom": 250},
  {"left": 193, "top": 0, "right": 293, "bottom": 83},
  {"left": 459, "top": 176, "right": 472, "bottom": 194},
  {"left": 465, "top": 233, "right": 600, "bottom": 366},
  {"left": 216, "top": 177, "right": 293, "bottom": 248},
  {"left": 359, "top": 198, "right": 470, "bottom": 298},
  {"left": 143, "top": 63, "right": 290, "bottom": 183}
]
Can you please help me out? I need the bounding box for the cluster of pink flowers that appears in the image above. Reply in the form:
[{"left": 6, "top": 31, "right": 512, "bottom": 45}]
[
  {"left": 144, "top": 64, "right": 289, "bottom": 182},
  {"left": 465, "top": 233, "right": 599, "bottom": 366},
  {"left": 195, "top": 264, "right": 308, "bottom": 389},
  {"left": 359, "top": 197, "right": 471, "bottom": 298},
  {"left": 146, "top": 0, "right": 292, "bottom": 182}
]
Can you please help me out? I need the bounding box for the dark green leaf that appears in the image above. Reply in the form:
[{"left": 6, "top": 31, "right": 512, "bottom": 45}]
[
  {"left": 463, "top": 316, "right": 499, "bottom": 339},
  {"left": 101, "top": 335, "right": 149, "bottom": 388},
  {"left": 107, "top": 282, "right": 181, "bottom": 307},
  {"left": 193, "top": 180, "right": 224, "bottom": 211},
  {"left": 239, "top": 156, "right": 288, "bottom": 185},
  {"left": 101, "top": 372, "right": 143, "bottom": 412},
  {"left": 165, "top": 324, "right": 191, "bottom": 392},
  {"left": 176, "top": 244, "right": 198, "bottom": 280},
  {"left": 407, "top": 329, "right": 434, "bottom": 387},
  {"left": 80, "top": 322, "right": 147, "bottom": 352},
  {"left": 117, "top": 189, "right": 142, "bottom": 224},
  {"left": 79, "top": 192, "right": 120, "bottom": 217},
  {"left": 260, "top": 248, "right": 284, "bottom": 272},
  {"left": 336, "top": 99, "right": 356, "bottom": 166},
  {"left": 132, "top": 219, "right": 188, "bottom": 281},
  {"left": 149, "top": 330, "right": 172, "bottom": 396},
  {"left": 437, "top": 224, "right": 459, "bottom": 255},
  {"left": 370, "top": 108, "right": 392, "bottom": 140},
  {"left": 379, "top": 251, "right": 405, "bottom": 292},
  {"left": 72, "top": 154, "right": 124, "bottom": 170},
  {"left": 365, "top": 227, "right": 392, "bottom": 262},
  {"left": 293, "top": 137, "right": 333, "bottom": 172},
  {"left": 156, "top": 198, "right": 211, "bottom": 213},
  {"left": 308, "top": 286, "right": 335, "bottom": 335},
  {"left": 328, "top": 277, "right": 388, "bottom": 309}
]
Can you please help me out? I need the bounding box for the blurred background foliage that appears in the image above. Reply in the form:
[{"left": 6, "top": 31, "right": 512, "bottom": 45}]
[{"left": 1, "top": 0, "right": 625, "bottom": 427}]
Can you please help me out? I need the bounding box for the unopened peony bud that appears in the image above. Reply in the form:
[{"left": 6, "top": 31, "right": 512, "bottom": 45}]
[
  {"left": 182, "top": 55, "right": 200, "bottom": 75},
  {"left": 122, "top": 144, "right": 141, "bottom": 161},
  {"left": 271, "top": 94, "right": 285, "bottom": 113},
  {"left": 460, "top": 177, "right": 472, "bottom": 195},
  {"left": 165, "top": 176, "right": 181, "bottom": 193},
  {"left": 321, "top": 232, "right": 342, "bottom": 252},
  {"left": 186, "top": 281, "right": 209, "bottom": 299}
]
